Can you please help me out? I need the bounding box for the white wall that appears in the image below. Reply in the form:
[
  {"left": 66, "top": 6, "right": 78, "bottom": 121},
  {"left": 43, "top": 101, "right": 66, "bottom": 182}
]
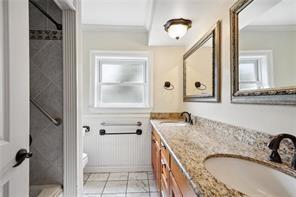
[
  {"left": 240, "top": 30, "right": 296, "bottom": 87},
  {"left": 82, "top": 30, "right": 184, "bottom": 171},
  {"left": 183, "top": 4, "right": 296, "bottom": 135},
  {"left": 82, "top": 30, "right": 185, "bottom": 114}
]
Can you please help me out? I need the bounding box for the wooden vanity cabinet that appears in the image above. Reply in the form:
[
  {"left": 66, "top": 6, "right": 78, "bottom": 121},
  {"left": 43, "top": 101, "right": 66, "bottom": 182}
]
[
  {"left": 170, "top": 172, "right": 183, "bottom": 197},
  {"left": 171, "top": 158, "right": 196, "bottom": 197},
  {"left": 152, "top": 129, "right": 161, "bottom": 192},
  {"left": 152, "top": 128, "right": 196, "bottom": 197},
  {"left": 160, "top": 142, "right": 170, "bottom": 197}
]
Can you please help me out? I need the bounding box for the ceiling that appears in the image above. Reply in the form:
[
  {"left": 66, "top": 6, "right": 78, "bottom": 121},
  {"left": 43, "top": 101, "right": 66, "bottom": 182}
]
[
  {"left": 249, "top": 0, "right": 296, "bottom": 26},
  {"left": 81, "top": 0, "right": 153, "bottom": 29},
  {"left": 81, "top": 0, "right": 232, "bottom": 46}
]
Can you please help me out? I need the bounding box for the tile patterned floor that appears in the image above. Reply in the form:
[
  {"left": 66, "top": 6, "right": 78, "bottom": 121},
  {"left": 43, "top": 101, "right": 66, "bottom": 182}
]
[{"left": 83, "top": 171, "right": 160, "bottom": 197}]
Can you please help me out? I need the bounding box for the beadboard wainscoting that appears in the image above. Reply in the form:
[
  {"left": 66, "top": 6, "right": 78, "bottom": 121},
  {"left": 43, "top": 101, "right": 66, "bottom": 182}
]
[{"left": 83, "top": 114, "right": 152, "bottom": 172}]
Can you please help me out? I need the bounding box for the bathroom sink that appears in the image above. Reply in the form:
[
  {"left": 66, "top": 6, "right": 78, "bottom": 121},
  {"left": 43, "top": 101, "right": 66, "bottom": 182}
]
[
  {"left": 160, "top": 120, "right": 188, "bottom": 126},
  {"left": 204, "top": 156, "right": 296, "bottom": 197}
]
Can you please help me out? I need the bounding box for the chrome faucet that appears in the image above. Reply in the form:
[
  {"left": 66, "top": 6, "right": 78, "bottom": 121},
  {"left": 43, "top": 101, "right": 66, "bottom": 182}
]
[
  {"left": 180, "top": 111, "right": 193, "bottom": 125},
  {"left": 268, "top": 133, "right": 296, "bottom": 170}
]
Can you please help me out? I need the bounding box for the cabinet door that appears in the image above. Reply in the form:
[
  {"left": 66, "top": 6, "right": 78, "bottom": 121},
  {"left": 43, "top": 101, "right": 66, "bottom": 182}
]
[
  {"left": 171, "top": 158, "right": 196, "bottom": 197},
  {"left": 155, "top": 140, "right": 161, "bottom": 191},
  {"left": 152, "top": 135, "right": 161, "bottom": 191},
  {"left": 170, "top": 173, "right": 183, "bottom": 197},
  {"left": 160, "top": 159, "right": 170, "bottom": 197},
  {"left": 152, "top": 135, "right": 156, "bottom": 171}
]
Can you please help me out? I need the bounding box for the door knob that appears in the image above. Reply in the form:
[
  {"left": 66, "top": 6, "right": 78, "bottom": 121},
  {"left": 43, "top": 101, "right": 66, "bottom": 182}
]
[{"left": 13, "top": 149, "right": 32, "bottom": 167}]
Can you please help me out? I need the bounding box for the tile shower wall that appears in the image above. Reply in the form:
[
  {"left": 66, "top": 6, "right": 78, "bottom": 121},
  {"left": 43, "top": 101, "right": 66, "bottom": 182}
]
[{"left": 29, "top": 0, "right": 63, "bottom": 185}]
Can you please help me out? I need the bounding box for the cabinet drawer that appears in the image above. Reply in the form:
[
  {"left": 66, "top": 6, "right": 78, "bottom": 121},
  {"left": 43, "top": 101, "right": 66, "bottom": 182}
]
[
  {"left": 152, "top": 129, "right": 161, "bottom": 144},
  {"left": 160, "top": 157, "right": 170, "bottom": 179},
  {"left": 160, "top": 141, "right": 170, "bottom": 166}
]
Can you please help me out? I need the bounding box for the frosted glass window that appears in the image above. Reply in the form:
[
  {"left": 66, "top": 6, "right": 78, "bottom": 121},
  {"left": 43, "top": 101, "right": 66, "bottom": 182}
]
[
  {"left": 238, "top": 57, "right": 264, "bottom": 90},
  {"left": 239, "top": 60, "right": 259, "bottom": 82},
  {"left": 92, "top": 54, "right": 150, "bottom": 108},
  {"left": 101, "top": 85, "right": 144, "bottom": 103},
  {"left": 100, "top": 61, "right": 145, "bottom": 83}
]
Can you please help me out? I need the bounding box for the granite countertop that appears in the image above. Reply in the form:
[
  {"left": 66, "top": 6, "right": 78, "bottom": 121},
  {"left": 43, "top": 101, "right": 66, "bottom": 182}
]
[{"left": 150, "top": 117, "right": 296, "bottom": 197}]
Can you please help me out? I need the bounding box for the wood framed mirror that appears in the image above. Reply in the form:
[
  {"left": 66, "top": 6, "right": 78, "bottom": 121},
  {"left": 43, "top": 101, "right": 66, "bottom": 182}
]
[
  {"left": 230, "top": 0, "right": 296, "bottom": 105},
  {"left": 183, "top": 21, "right": 221, "bottom": 102}
]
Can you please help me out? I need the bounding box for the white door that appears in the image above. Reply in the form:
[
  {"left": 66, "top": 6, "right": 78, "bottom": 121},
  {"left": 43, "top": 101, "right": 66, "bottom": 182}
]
[{"left": 0, "top": 0, "right": 30, "bottom": 196}]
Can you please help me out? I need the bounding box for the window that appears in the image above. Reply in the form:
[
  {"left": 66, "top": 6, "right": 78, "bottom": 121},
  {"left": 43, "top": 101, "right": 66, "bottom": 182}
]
[
  {"left": 239, "top": 51, "right": 274, "bottom": 90},
  {"left": 89, "top": 51, "right": 152, "bottom": 110},
  {"left": 239, "top": 58, "right": 263, "bottom": 90}
]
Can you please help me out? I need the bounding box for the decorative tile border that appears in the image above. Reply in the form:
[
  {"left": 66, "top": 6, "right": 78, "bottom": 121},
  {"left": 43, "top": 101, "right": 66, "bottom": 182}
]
[{"left": 30, "top": 30, "right": 62, "bottom": 40}]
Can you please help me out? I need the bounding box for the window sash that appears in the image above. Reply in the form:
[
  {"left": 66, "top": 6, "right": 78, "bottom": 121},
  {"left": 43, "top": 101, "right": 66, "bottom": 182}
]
[
  {"left": 96, "top": 84, "right": 148, "bottom": 108},
  {"left": 98, "top": 59, "right": 147, "bottom": 84},
  {"left": 239, "top": 59, "right": 262, "bottom": 83},
  {"left": 94, "top": 57, "right": 149, "bottom": 108}
]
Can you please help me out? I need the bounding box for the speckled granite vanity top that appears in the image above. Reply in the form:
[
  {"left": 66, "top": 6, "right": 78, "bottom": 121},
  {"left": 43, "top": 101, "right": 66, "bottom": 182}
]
[{"left": 150, "top": 117, "right": 296, "bottom": 196}]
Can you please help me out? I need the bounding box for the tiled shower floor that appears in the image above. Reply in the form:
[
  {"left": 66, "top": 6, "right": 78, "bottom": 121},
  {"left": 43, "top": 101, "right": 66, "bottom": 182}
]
[{"left": 83, "top": 171, "right": 160, "bottom": 197}]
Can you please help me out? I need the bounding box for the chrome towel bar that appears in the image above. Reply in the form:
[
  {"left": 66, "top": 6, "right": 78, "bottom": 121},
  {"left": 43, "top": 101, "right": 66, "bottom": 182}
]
[
  {"left": 101, "top": 122, "right": 142, "bottom": 127},
  {"left": 30, "top": 97, "right": 62, "bottom": 126}
]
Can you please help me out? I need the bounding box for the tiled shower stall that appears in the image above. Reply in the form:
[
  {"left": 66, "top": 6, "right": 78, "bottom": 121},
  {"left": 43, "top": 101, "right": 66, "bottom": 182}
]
[{"left": 29, "top": 0, "right": 63, "bottom": 186}]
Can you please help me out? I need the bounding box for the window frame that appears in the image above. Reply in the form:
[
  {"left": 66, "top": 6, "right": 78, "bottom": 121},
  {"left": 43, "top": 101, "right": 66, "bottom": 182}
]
[
  {"left": 239, "top": 50, "right": 274, "bottom": 90},
  {"left": 89, "top": 51, "right": 153, "bottom": 113}
]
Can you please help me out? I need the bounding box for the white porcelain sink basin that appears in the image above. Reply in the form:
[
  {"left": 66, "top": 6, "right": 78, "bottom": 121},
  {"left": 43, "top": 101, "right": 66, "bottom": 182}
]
[
  {"left": 160, "top": 120, "right": 187, "bottom": 126},
  {"left": 204, "top": 156, "right": 296, "bottom": 197}
]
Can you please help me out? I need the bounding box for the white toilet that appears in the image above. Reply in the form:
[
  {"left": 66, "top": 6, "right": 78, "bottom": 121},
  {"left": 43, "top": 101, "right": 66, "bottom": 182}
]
[{"left": 82, "top": 152, "right": 88, "bottom": 169}]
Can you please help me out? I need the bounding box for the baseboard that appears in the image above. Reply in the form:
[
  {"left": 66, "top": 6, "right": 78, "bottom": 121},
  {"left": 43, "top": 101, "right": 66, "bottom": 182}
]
[{"left": 84, "top": 166, "right": 152, "bottom": 173}]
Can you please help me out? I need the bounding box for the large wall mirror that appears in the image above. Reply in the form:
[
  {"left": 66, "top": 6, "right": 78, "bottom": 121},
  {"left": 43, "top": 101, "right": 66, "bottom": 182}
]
[
  {"left": 230, "top": 0, "right": 296, "bottom": 105},
  {"left": 183, "top": 21, "right": 221, "bottom": 102}
]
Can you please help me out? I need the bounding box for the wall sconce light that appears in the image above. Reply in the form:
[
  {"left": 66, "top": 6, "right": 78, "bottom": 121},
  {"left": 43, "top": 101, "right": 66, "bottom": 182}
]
[
  {"left": 164, "top": 18, "right": 192, "bottom": 40},
  {"left": 164, "top": 81, "right": 174, "bottom": 90},
  {"left": 195, "top": 81, "right": 207, "bottom": 90}
]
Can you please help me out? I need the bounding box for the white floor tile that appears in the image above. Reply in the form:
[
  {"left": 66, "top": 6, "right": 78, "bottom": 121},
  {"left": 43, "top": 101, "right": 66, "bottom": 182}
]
[
  {"left": 150, "top": 192, "right": 161, "bottom": 197},
  {"left": 108, "top": 172, "right": 128, "bottom": 181},
  {"left": 83, "top": 195, "right": 101, "bottom": 197},
  {"left": 149, "top": 179, "right": 158, "bottom": 192},
  {"left": 84, "top": 181, "right": 105, "bottom": 194},
  {"left": 126, "top": 193, "right": 150, "bottom": 197},
  {"left": 101, "top": 194, "right": 125, "bottom": 197},
  {"left": 127, "top": 180, "right": 149, "bottom": 193},
  {"left": 128, "top": 172, "right": 148, "bottom": 180},
  {"left": 148, "top": 171, "right": 155, "bottom": 180},
  {"left": 88, "top": 173, "right": 109, "bottom": 181},
  {"left": 103, "top": 181, "right": 127, "bottom": 194}
]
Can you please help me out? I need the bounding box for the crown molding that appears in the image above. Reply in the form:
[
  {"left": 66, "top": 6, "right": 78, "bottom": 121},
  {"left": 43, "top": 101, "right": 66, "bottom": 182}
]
[
  {"left": 243, "top": 25, "right": 296, "bottom": 32},
  {"left": 81, "top": 24, "right": 148, "bottom": 32}
]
